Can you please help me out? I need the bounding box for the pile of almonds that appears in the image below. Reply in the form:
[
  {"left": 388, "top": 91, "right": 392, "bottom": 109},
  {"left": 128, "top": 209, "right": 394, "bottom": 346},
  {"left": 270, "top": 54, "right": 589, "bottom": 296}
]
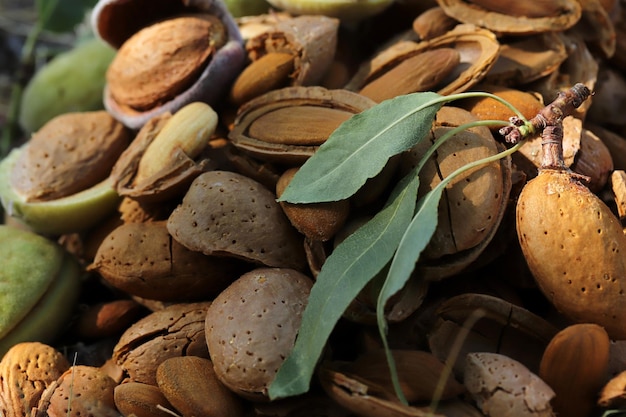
[{"left": 4, "top": 0, "right": 626, "bottom": 416}]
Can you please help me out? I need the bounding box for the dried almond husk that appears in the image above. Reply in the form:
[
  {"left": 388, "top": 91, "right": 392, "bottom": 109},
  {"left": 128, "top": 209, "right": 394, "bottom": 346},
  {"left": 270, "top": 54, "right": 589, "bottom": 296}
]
[
  {"left": 229, "top": 86, "right": 375, "bottom": 164},
  {"left": 483, "top": 32, "right": 568, "bottom": 85},
  {"left": 106, "top": 14, "right": 226, "bottom": 111},
  {"left": 436, "top": 0, "right": 581, "bottom": 35},
  {"left": 92, "top": 0, "right": 246, "bottom": 129},
  {"left": 346, "top": 24, "right": 500, "bottom": 98},
  {"left": 428, "top": 293, "right": 559, "bottom": 378}
]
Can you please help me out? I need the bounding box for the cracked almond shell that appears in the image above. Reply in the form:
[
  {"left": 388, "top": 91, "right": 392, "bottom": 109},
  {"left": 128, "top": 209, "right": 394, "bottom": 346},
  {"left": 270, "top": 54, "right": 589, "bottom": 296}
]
[
  {"left": 401, "top": 106, "right": 511, "bottom": 281},
  {"left": 0, "top": 342, "right": 70, "bottom": 417},
  {"left": 464, "top": 352, "right": 555, "bottom": 417},
  {"left": 112, "top": 302, "right": 211, "bottom": 385},
  {"left": 346, "top": 24, "right": 500, "bottom": 97}
]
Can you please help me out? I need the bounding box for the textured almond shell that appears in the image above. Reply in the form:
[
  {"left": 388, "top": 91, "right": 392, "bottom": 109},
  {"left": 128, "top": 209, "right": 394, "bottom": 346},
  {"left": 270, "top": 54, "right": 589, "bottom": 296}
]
[
  {"left": 10, "top": 111, "right": 130, "bottom": 202},
  {"left": 517, "top": 170, "right": 626, "bottom": 339},
  {"left": 113, "top": 302, "right": 211, "bottom": 385},
  {"left": 167, "top": 170, "right": 307, "bottom": 270},
  {"left": 0, "top": 342, "right": 69, "bottom": 417},
  {"left": 205, "top": 268, "right": 312, "bottom": 400}
]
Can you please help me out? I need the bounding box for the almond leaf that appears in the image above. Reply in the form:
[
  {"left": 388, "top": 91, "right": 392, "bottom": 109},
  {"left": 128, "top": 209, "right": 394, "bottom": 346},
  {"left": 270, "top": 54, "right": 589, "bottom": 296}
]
[{"left": 278, "top": 92, "right": 443, "bottom": 204}]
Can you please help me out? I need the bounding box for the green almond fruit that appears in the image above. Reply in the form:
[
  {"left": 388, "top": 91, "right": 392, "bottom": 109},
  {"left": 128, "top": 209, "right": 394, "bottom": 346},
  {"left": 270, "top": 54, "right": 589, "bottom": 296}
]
[
  {"left": 19, "top": 37, "right": 116, "bottom": 133},
  {"left": 0, "top": 225, "right": 81, "bottom": 356},
  {"left": 0, "top": 147, "right": 120, "bottom": 235}
]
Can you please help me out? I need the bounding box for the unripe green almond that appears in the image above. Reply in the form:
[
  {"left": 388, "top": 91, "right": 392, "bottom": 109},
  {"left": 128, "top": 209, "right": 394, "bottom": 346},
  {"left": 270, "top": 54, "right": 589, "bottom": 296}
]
[
  {"left": 517, "top": 170, "right": 626, "bottom": 339},
  {"left": 19, "top": 37, "right": 116, "bottom": 133},
  {"left": 0, "top": 147, "right": 120, "bottom": 235},
  {"left": 223, "top": 0, "right": 272, "bottom": 17},
  {"left": 0, "top": 226, "right": 81, "bottom": 356}
]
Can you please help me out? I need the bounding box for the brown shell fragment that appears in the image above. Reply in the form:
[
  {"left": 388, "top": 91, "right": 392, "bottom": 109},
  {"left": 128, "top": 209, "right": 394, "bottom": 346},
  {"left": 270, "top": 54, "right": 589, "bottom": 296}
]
[
  {"left": 89, "top": 221, "right": 243, "bottom": 301},
  {"left": 10, "top": 111, "right": 130, "bottom": 202},
  {"left": 205, "top": 268, "right": 313, "bottom": 400},
  {"left": 112, "top": 302, "right": 211, "bottom": 385},
  {"left": 428, "top": 293, "right": 559, "bottom": 377},
  {"left": 229, "top": 86, "right": 375, "bottom": 164},
  {"left": 246, "top": 15, "right": 339, "bottom": 87},
  {"left": 437, "top": 0, "right": 582, "bottom": 35},
  {"left": 167, "top": 170, "right": 307, "bottom": 270},
  {"left": 464, "top": 352, "right": 556, "bottom": 417}
]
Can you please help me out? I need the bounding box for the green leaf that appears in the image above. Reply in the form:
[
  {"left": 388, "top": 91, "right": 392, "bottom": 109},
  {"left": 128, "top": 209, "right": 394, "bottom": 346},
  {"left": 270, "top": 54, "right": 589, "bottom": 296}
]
[
  {"left": 36, "top": 0, "right": 97, "bottom": 33},
  {"left": 268, "top": 166, "right": 422, "bottom": 400},
  {"left": 376, "top": 137, "right": 523, "bottom": 404},
  {"left": 278, "top": 92, "right": 443, "bottom": 204}
]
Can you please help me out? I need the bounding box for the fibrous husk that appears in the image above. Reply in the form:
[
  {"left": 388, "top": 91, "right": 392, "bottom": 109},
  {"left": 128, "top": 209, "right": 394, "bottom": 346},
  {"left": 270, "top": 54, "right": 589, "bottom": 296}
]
[
  {"left": 346, "top": 24, "right": 500, "bottom": 97},
  {"left": 229, "top": 86, "right": 376, "bottom": 164},
  {"left": 436, "top": 0, "right": 581, "bottom": 35},
  {"left": 245, "top": 15, "right": 340, "bottom": 87}
]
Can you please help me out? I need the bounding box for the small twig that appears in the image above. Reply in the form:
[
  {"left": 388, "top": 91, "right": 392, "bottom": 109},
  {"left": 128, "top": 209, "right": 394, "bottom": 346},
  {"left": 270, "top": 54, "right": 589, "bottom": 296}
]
[{"left": 499, "top": 83, "right": 593, "bottom": 145}]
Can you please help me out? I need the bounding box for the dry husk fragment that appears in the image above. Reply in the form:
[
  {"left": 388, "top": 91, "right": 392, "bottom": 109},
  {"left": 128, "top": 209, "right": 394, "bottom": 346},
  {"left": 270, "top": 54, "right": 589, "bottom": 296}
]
[
  {"left": 428, "top": 293, "right": 559, "bottom": 378},
  {"left": 92, "top": 0, "right": 246, "bottom": 129},
  {"left": 229, "top": 86, "right": 376, "bottom": 164},
  {"left": 318, "top": 362, "right": 446, "bottom": 417},
  {"left": 110, "top": 111, "right": 216, "bottom": 203},
  {"left": 346, "top": 24, "right": 500, "bottom": 98},
  {"left": 483, "top": 32, "right": 568, "bottom": 85},
  {"left": 233, "top": 15, "right": 339, "bottom": 103},
  {"left": 436, "top": 0, "right": 582, "bottom": 35}
]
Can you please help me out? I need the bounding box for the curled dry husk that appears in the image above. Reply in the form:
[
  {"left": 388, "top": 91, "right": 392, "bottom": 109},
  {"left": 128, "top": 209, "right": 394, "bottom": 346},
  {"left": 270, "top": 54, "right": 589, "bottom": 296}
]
[
  {"left": 229, "top": 86, "right": 376, "bottom": 164},
  {"left": 346, "top": 24, "right": 500, "bottom": 99},
  {"left": 91, "top": 0, "right": 246, "bottom": 129},
  {"left": 257, "top": 15, "right": 338, "bottom": 78},
  {"left": 483, "top": 32, "right": 568, "bottom": 86},
  {"left": 110, "top": 108, "right": 220, "bottom": 204},
  {"left": 436, "top": 0, "right": 581, "bottom": 35},
  {"left": 428, "top": 293, "right": 559, "bottom": 378}
]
